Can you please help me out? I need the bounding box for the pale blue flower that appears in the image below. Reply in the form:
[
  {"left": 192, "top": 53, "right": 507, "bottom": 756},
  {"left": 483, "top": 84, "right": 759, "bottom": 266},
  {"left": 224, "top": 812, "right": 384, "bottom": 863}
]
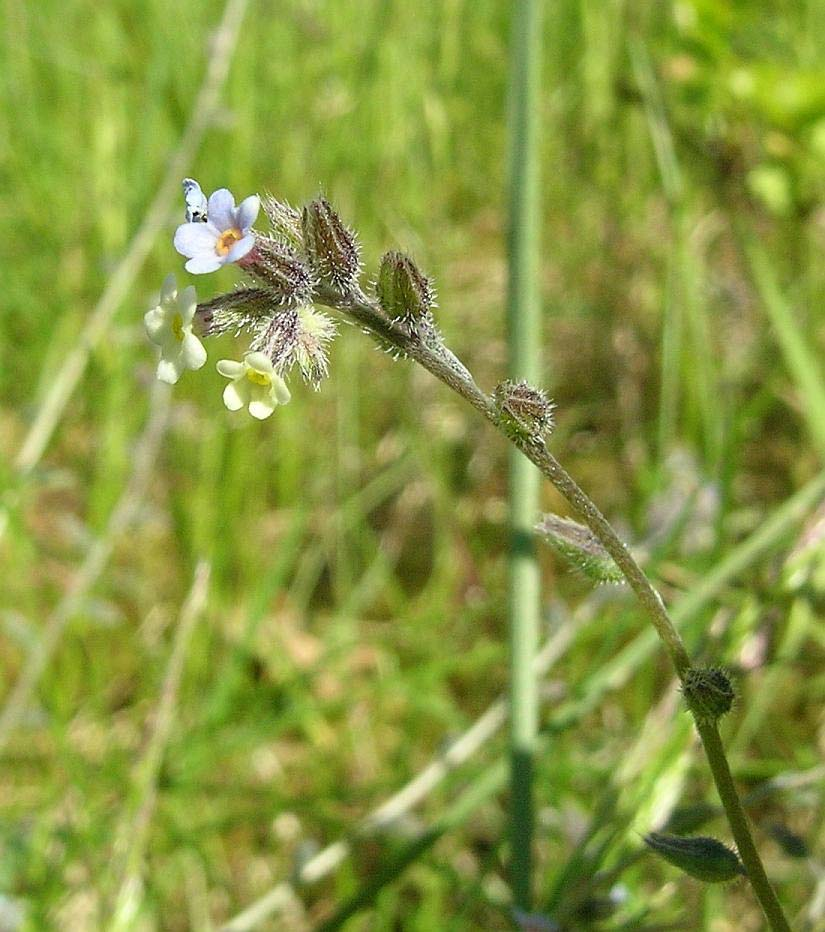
[
  {"left": 217, "top": 352, "right": 291, "bottom": 419},
  {"left": 144, "top": 274, "right": 207, "bottom": 384},
  {"left": 174, "top": 187, "right": 260, "bottom": 274}
]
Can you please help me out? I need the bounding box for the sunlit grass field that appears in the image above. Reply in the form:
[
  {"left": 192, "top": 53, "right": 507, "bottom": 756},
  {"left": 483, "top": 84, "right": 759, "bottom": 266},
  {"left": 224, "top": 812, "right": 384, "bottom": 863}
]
[{"left": 3, "top": 0, "right": 825, "bottom": 928}]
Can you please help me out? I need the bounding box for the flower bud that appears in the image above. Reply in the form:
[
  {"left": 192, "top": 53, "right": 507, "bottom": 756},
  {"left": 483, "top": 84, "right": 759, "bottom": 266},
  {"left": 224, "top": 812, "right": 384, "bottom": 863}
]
[
  {"left": 376, "top": 251, "right": 436, "bottom": 329},
  {"left": 682, "top": 667, "right": 735, "bottom": 723},
  {"left": 245, "top": 236, "right": 314, "bottom": 308},
  {"left": 293, "top": 306, "right": 336, "bottom": 388},
  {"left": 251, "top": 308, "right": 300, "bottom": 369},
  {"left": 251, "top": 306, "right": 336, "bottom": 389},
  {"left": 261, "top": 195, "right": 304, "bottom": 252},
  {"left": 644, "top": 832, "right": 746, "bottom": 883},
  {"left": 535, "top": 513, "right": 623, "bottom": 584},
  {"left": 494, "top": 380, "right": 555, "bottom": 440},
  {"left": 194, "top": 288, "right": 275, "bottom": 337},
  {"left": 301, "top": 197, "right": 360, "bottom": 292}
]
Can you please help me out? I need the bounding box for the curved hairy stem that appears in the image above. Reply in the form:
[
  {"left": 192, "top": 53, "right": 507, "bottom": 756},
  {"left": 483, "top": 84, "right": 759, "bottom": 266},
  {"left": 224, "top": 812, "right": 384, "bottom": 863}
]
[
  {"left": 325, "top": 283, "right": 692, "bottom": 672},
  {"left": 315, "top": 282, "right": 790, "bottom": 930}
]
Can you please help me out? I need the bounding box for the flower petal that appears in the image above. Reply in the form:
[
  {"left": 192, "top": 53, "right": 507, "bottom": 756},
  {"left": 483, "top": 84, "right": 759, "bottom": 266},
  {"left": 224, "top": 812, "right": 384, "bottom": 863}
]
[
  {"left": 160, "top": 273, "right": 177, "bottom": 303},
  {"left": 208, "top": 189, "right": 236, "bottom": 232},
  {"left": 185, "top": 254, "right": 223, "bottom": 275},
  {"left": 222, "top": 380, "right": 247, "bottom": 411},
  {"left": 157, "top": 356, "right": 184, "bottom": 385},
  {"left": 271, "top": 375, "right": 291, "bottom": 405},
  {"left": 236, "top": 195, "right": 260, "bottom": 232},
  {"left": 217, "top": 359, "right": 245, "bottom": 379},
  {"left": 245, "top": 351, "right": 273, "bottom": 374},
  {"left": 224, "top": 233, "right": 256, "bottom": 264},
  {"left": 181, "top": 332, "right": 207, "bottom": 370},
  {"left": 178, "top": 285, "right": 198, "bottom": 323},
  {"left": 248, "top": 397, "right": 275, "bottom": 420},
  {"left": 174, "top": 222, "right": 218, "bottom": 258},
  {"left": 144, "top": 307, "right": 169, "bottom": 344}
]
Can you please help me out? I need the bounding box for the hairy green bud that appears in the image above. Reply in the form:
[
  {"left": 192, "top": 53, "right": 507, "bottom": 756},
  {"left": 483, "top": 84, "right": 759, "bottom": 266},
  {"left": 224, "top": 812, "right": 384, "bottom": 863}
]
[
  {"left": 376, "top": 251, "right": 436, "bottom": 331},
  {"left": 682, "top": 667, "right": 735, "bottom": 723},
  {"left": 261, "top": 195, "right": 304, "bottom": 252},
  {"left": 494, "top": 380, "right": 555, "bottom": 440},
  {"left": 247, "top": 236, "right": 314, "bottom": 307},
  {"left": 536, "top": 514, "right": 623, "bottom": 584},
  {"left": 301, "top": 197, "right": 360, "bottom": 292},
  {"left": 644, "top": 832, "right": 746, "bottom": 883}
]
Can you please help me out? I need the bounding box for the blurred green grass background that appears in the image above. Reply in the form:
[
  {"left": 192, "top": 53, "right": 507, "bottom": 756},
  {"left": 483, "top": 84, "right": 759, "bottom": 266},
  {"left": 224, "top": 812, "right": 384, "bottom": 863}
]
[{"left": 3, "top": 0, "right": 825, "bottom": 928}]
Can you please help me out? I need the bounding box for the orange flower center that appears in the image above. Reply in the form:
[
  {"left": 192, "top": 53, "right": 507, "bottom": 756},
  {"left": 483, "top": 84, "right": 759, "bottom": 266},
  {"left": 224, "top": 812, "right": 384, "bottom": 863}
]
[{"left": 216, "top": 228, "right": 242, "bottom": 256}]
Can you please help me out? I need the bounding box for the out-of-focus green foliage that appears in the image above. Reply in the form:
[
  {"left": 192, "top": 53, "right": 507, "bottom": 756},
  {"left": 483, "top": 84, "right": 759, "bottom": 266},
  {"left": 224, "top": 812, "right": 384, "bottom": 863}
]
[{"left": 664, "top": 0, "right": 825, "bottom": 215}]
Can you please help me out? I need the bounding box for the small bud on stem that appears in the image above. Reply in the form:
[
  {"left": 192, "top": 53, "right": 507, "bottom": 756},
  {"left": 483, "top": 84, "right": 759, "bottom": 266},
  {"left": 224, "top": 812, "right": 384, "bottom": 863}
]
[
  {"left": 249, "top": 306, "right": 336, "bottom": 389},
  {"left": 261, "top": 195, "right": 304, "bottom": 252},
  {"left": 376, "top": 251, "right": 436, "bottom": 333},
  {"left": 245, "top": 236, "right": 315, "bottom": 308},
  {"left": 494, "top": 379, "right": 555, "bottom": 440},
  {"left": 535, "top": 513, "right": 624, "bottom": 583},
  {"left": 644, "top": 832, "right": 746, "bottom": 883},
  {"left": 682, "top": 667, "right": 735, "bottom": 723},
  {"left": 302, "top": 197, "right": 360, "bottom": 292}
]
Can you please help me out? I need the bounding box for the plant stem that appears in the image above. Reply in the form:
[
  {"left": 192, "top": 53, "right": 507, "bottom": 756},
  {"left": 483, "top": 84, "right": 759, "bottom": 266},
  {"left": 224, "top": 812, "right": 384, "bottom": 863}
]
[
  {"left": 506, "top": 0, "right": 543, "bottom": 910},
  {"left": 316, "top": 284, "right": 790, "bottom": 929},
  {"left": 695, "top": 720, "right": 791, "bottom": 932}
]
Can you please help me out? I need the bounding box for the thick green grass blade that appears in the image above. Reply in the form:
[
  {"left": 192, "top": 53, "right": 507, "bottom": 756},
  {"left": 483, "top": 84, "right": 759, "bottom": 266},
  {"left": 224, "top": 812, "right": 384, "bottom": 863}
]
[{"left": 506, "top": 0, "right": 543, "bottom": 909}]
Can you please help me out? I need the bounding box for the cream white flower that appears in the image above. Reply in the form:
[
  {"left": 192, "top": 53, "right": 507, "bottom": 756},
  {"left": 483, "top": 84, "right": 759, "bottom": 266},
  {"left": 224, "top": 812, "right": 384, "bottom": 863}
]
[
  {"left": 174, "top": 187, "right": 259, "bottom": 274},
  {"left": 217, "top": 352, "right": 291, "bottom": 419},
  {"left": 144, "top": 274, "right": 207, "bottom": 384}
]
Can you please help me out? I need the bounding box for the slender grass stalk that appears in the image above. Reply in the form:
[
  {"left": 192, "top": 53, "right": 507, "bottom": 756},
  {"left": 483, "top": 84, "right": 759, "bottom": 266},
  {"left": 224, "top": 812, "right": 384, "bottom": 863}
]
[
  {"left": 746, "top": 238, "right": 825, "bottom": 460},
  {"left": 311, "top": 280, "right": 792, "bottom": 930},
  {"left": 108, "top": 561, "right": 211, "bottom": 931},
  {"left": 630, "top": 39, "right": 724, "bottom": 471},
  {"left": 506, "top": 0, "right": 543, "bottom": 909}
]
